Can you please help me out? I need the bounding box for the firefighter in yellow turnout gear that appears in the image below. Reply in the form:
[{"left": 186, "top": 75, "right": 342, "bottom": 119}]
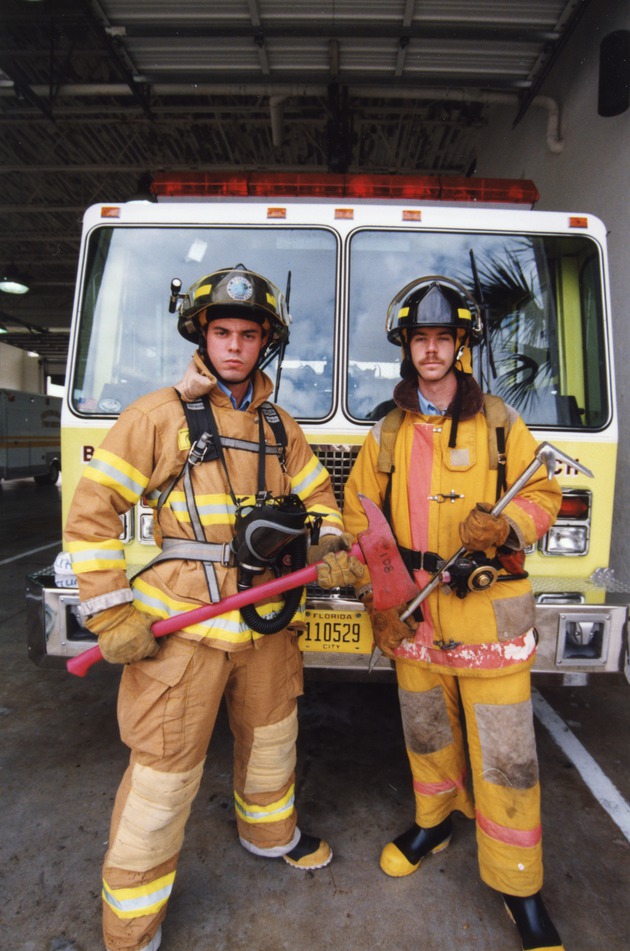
[
  {"left": 65, "top": 266, "right": 363, "bottom": 951},
  {"left": 343, "top": 276, "right": 565, "bottom": 951}
]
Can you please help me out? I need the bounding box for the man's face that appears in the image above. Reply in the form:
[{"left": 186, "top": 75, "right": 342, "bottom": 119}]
[
  {"left": 204, "top": 317, "right": 267, "bottom": 384},
  {"left": 409, "top": 326, "right": 456, "bottom": 383}
]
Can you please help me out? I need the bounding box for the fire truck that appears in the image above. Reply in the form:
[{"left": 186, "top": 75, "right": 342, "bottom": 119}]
[{"left": 26, "top": 171, "right": 629, "bottom": 683}]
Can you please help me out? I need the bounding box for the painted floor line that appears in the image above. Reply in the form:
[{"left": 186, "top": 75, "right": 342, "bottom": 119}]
[
  {"left": 0, "top": 540, "right": 60, "bottom": 567},
  {"left": 533, "top": 688, "right": 630, "bottom": 842}
]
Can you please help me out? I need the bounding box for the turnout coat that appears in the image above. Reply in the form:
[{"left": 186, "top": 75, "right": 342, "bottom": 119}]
[
  {"left": 343, "top": 372, "right": 561, "bottom": 677},
  {"left": 65, "top": 356, "right": 343, "bottom": 652}
]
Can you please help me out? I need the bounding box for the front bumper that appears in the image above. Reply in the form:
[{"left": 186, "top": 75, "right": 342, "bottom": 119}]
[{"left": 26, "top": 569, "right": 630, "bottom": 681}]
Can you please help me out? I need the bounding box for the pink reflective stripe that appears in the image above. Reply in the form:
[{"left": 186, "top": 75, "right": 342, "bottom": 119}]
[
  {"left": 512, "top": 495, "right": 554, "bottom": 537},
  {"left": 409, "top": 423, "right": 435, "bottom": 554},
  {"left": 396, "top": 629, "right": 536, "bottom": 668},
  {"left": 408, "top": 423, "right": 437, "bottom": 641},
  {"left": 476, "top": 809, "right": 542, "bottom": 848},
  {"left": 413, "top": 769, "right": 467, "bottom": 797}
]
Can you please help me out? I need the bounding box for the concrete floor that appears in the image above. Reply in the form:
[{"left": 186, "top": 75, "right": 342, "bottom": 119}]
[{"left": 1, "top": 477, "right": 629, "bottom": 951}]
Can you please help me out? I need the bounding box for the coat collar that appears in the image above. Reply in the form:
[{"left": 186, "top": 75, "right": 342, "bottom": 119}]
[
  {"left": 192, "top": 351, "right": 275, "bottom": 409},
  {"left": 393, "top": 370, "right": 484, "bottom": 420}
]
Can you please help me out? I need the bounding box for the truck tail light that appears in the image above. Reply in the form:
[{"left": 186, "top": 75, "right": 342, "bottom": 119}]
[{"left": 540, "top": 489, "right": 591, "bottom": 556}]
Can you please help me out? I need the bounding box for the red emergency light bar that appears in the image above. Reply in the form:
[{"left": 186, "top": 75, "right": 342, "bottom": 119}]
[{"left": 150, "top": 171, "right": 539, "bottom": 206}]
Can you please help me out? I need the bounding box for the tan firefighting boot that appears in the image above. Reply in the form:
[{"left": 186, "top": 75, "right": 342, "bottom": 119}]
[
  {"left": 379, "top": 816, "right": 452, "bottom": 877},
  {"left": 502, "top": 892, "right": 565, "bottom": 950},
  {"left": 282, "top": 832, "right": 333, "bottom": 870}
]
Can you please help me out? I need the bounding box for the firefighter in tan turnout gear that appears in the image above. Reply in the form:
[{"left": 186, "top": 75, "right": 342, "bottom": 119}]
[
  {"left": 64, "top": 265, "right": 363, "bottom": 951},
  {"left": 343, "top": 277, "right": 565, "bottom": 951}
]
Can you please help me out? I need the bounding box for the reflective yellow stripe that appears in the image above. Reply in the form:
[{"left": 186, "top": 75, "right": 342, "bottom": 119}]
[
  {"left": 67, "top": 539, "right": 127, "bottom": 575},
  {"left": 193, "top": 282, "right": 212, "bottom": 300},
  {"left": 102, "top": 871, "right": 175, "bottom": 919},
  {"left": 71, "top": 555, "right": 127, "bottom": 574},
  {"left": 291, "top": 455, "right": 328, "bottom": 499},
  {"left": 84, "top": 448, "right": 149, "bottom": 503},
  {"left": 164, "top": 490, "right": 237, "bottom": 526},
  {"left": 132, "top": 577, "right": 305, "bottom": 643},
  {"left": 308, "top": 504, "right": 343, "bottom": 527},
  {"left": 234, "top": 785, "right": 295, "bottom": 824}
]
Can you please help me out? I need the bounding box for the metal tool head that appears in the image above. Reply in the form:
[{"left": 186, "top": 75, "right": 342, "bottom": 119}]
[
  {"left": 358, "top": 494, "right": 419, "bottom": 610},
  {"left": 535, "top": 441, "right": 594, "bottom": 480}
]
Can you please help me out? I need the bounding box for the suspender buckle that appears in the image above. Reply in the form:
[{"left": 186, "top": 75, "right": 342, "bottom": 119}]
[
  {"left": 188, "top": 432, "right": 213, "bottom": 466},
  {"left": 218, "top": 542, "right": 234, "bottom": 567}
]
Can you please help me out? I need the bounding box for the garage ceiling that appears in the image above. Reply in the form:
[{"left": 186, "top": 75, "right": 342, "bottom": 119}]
[{"left": 0, "top": 0, "right": 590, "bottom": 374}]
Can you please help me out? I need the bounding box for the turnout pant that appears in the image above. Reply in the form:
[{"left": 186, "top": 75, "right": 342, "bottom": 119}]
[
  {"left": 395, "top": 659, "right": 543, "bottom": 897},
  {"left": 102, "top": 630, "right": 303, "bottom": 951}
]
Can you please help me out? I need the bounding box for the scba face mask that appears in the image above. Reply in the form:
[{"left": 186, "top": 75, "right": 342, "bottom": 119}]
[
  {"left": 232, "top": 494, "right": 309, "bottom": 587},
  {"left": 231, "top": 494, "right": 313, "bottom": 636}
]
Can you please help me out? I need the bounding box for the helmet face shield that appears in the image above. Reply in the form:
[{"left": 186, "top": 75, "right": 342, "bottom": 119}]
[
  {"left": 386, "top": 275, "right": 483, "bottom": 349},
  {"left": 176, "top": 265, "right": 291, "bottom": 362}
]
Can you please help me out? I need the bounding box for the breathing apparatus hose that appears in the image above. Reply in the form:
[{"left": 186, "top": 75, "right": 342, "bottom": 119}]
[{"left": 240, "top": 532, "right": 307, "bottom": 635}]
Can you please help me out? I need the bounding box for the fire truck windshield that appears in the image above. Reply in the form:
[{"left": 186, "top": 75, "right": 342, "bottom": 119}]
[
  {"left": 347, "top": 229, "right": 609, "bottom": 429},
  {"left": 71, "top": 225, "right": 338, "bottom": 419}
]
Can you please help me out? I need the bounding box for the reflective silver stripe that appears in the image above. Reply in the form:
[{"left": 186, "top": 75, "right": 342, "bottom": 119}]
[
  {"left": 292, "top": 459, "right": 325, "bottom": 497},
  {"left": 79, "top": 588, "right": 133, "bottom": 617},
  {"left": 220, "top": 436, "right": 282, "bottom": 455},
  {"left": 102, "top": 879, "right": 174, "bottom": 915},
  {"left": 90, "top": 457, "right": 146, "bottom": 498},
  {"left": 130, "top": 538, "right": 232, "bottom": 604},
  {"left": 70, "top": 547, "right": 125, "bottom": 565}
]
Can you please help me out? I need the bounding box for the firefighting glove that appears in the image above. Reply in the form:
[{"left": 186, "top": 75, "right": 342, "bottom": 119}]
[
  {"left": 84, "top": 603, "right": 159, "bottom": 665},
  {"left": 459, "top": 502, "right": 510, "bottom": 551},
  {"left": 307, "top": 532, "right": 365, "bottom": 589},
  {"left": 361, "top": 592, "right": 416, "bottom": 659}
]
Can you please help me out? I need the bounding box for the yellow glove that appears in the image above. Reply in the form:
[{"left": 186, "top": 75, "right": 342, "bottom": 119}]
[
  {"left": 362, "top": 593, "right": 416, "bottom": 659},
  {"left": 459, "top": 502, "right": 510, "bottom": 551},
  {"left": 307, "top": 532, "right": 365, "bottom": 589},
  {"left": 85, "top": 603, "right": 159, "bottom": 665}
]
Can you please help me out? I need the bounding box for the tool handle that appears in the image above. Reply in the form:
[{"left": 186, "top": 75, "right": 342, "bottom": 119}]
[{"left": 66, "top": 544, "right": 365, "bottom": 677}]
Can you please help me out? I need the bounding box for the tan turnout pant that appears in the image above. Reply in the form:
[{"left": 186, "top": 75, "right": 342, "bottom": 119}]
[{"left": 102, "top": 630, "right": 303, "bottom": 951}]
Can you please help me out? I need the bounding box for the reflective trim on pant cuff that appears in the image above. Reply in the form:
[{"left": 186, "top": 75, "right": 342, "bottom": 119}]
[{"left": 239, "top": 826, "right": 300, "bottom": 858}]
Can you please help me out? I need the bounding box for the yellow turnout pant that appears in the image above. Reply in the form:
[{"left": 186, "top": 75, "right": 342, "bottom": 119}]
[{"left": 395, "top": 659, "right": 543, "bottom": 896}]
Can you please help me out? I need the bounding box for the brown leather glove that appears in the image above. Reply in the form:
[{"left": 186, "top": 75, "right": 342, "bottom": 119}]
[
  {"left": 362, "top": 592, "right": 417, "bottom": 659},
  {"left": 308, "top": 532, "right": 365, "bottom": 589},
  {"left": 85, "top": 603, "right": 159, "bottom": 665},
  {"left": 459, "top": 502, "right": 510, "bottom": 551}
]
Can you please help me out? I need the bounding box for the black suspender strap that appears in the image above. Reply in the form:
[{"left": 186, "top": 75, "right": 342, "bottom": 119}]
[{"left": 495, "top": 425, "right": 507, "bottom": 501}]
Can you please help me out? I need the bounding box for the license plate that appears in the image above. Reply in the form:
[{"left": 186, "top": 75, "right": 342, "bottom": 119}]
[{"left": 299, "top": 608, "right": 373, "bottom": 654}]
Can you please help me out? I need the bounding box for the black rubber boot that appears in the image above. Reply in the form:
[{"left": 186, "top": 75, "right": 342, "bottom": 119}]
[
  {"left": 380, "top": 816, "right": 453, "bottom": 877},
  {"left": 502, "top": 891, "right": 564, "bottom": 950}
]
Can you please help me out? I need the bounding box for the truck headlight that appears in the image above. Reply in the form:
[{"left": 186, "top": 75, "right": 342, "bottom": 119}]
[
  {"left": 540, "top": 489, "right": 591, "bottom": 556},
  {"left": 138, "top": 512, "right": 155, "bottom": 543},
  {"left": 542, "top": 523, "right": 589, "bottom": 555}
]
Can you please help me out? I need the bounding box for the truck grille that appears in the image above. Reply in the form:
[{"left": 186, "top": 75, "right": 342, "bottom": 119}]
[
  {"left": 309, "top": 443, "right": 362, "bottom": 603},
  {"left": 311, "top": 443, "right": 361, "bottom": 510}
]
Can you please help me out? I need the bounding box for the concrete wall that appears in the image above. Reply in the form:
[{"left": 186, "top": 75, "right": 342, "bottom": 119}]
[
  {"left": 475, "top": 0, "right": 630, "bottom": 582},
  {"left": 0, "top": 341, "right": 41, "bottom": 391}
]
